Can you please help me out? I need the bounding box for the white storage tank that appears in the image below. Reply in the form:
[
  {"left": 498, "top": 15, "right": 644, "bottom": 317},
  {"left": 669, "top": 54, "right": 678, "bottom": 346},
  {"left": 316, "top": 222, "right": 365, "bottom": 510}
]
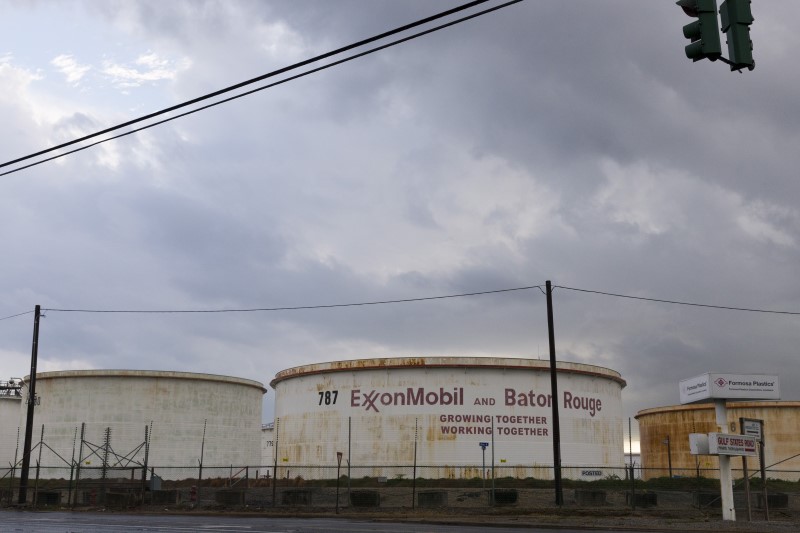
[
  {"left": 16, "top": 370, "right": 266, "bottom": 479},
  {"left": 270, "top": 357, "right": 626, "bottom": 479}
]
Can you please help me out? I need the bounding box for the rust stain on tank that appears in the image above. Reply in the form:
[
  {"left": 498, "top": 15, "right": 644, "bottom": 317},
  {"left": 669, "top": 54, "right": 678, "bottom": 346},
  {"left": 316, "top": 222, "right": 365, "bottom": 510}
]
[
  {"left": 427, "top": 424, "right": 455, "bottom": 441},
  {"left": 463, "top": 466, "right": 481, "bottom": 479}
]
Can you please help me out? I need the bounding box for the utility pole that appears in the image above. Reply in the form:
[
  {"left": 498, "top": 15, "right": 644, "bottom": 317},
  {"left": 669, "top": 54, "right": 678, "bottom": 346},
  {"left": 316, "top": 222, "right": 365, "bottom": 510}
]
[
  {"left": 545, "top": 281, "right": 564, "bottom": 506},
  {"left": 18, "top": 305, "right": 41, "bottom": 505}
]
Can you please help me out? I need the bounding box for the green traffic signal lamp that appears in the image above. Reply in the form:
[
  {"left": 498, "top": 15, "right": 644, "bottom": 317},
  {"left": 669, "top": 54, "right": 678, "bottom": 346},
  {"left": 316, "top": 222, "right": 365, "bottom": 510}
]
[
  {"left": 677, "top": 0, "right": 722, "bottom": 62},
  {"left": 720, "top": 0, "right": 755, "bottom": 70}
]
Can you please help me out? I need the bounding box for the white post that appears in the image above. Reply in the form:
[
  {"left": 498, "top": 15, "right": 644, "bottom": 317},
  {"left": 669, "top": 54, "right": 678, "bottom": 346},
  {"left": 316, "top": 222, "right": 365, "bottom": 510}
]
[{"left": 715, "top": 400, "right": 736, "bottom": 521}]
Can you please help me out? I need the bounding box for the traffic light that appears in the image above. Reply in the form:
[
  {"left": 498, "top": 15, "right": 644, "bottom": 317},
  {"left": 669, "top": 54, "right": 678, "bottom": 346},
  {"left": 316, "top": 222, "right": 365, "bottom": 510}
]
[
  {"left": 720, "top": 0, "right": 754, "bottom": 70},
  {"left": 676, "top": 0, "right": 722, "bottom": 62}
]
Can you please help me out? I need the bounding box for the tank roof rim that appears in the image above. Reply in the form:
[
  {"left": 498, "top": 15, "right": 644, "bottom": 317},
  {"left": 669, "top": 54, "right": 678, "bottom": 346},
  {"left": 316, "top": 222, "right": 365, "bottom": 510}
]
[
  {"left": 270, "top": 356, "right": 625, "bottom": 389},
  {"left": 635, "top": 400, "right": 800, "bottom": 419},
  {"left": 23, "top": 369, "right": 267, "bottom": 394}
]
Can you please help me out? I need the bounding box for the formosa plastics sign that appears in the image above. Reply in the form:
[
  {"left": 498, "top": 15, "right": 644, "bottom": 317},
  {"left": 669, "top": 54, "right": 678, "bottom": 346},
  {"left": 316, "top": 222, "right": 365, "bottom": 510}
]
[{"left": 679, "top": 373, "right": 780, "bottom": 404}]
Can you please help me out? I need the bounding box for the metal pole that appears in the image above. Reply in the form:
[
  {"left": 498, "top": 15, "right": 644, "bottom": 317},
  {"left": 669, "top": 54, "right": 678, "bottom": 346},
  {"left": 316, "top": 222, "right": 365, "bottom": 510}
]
[
  {"left": 335, "top": 451, "right": 342, "bottom": 514},
  {"left": 199, "top": 419, "right": 206, "bottom": 482},
  {"left": 18, "top": 305, "right": 41, "bottom": 505},
  {"left": 629, "top": 417, "right": 635, "bottom": 510},
  {"left": 140, "top": 425, "right": 150, "bottom": 506},
  {"left": 482, "top": 446, "right": 486, "bottom": 490},
  {"left": 759, "top": 435, "right": 769, "bottom": 521},
  {"left": 742, "top": 454, "right": 752, "bottom": 521},
  {"left": 347, "top": 417, "right": 352, "bottom": 502},
  {"left": 68, "top": 426, "right": 77, "bottom": 508},
  {"left": 715, "top": 400, "right": 736, "bottom": 521},
  {"left": 33, "top": 424, "right": 44, "bottom": 508},
  {"left": 667, "top": 435, "right": 673, "bottom": 478},
  {"left": 490, "top": 415, "right": 495, "bottom": 504},
  {"left": 11, "top": 426, "right": 20, "bottom": 497},
  {"left": 272, "top": 419, "right": 279, "bottom": 507},
  {"left": 73, "top": 423, "right": 85, "bottom": 508},
  {"left": 545, "top": 281, "right": 563, "bottom": 506},
  {"left": 739, "top": 417, "right": 752, "bottom": 521},
  {"left": 412, "top": 418, "right": 418, "bottom": 510}
]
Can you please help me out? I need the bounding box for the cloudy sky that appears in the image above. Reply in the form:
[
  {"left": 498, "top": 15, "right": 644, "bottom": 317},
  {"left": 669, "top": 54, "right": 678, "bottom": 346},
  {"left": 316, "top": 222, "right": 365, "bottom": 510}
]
[{"left": 2, "top": 0, "right": 799, "bottom": 435}]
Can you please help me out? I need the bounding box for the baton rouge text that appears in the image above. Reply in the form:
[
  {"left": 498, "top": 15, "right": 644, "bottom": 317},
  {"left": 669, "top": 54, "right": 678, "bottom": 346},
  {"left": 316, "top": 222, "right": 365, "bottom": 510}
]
[{"left": 504, "top": 388, "right": 602, "bottom": 417}]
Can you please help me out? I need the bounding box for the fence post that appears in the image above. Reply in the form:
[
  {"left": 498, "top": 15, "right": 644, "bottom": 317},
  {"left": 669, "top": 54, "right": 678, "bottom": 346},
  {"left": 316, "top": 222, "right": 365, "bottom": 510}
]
[
  {"left": 140, "top": 425, "right": 150, "bottom": 506},
  {"left": 100, "top": 427, "right": 112, "bottom": 505},
  {"left": 73, "top": 423, "right": 85, "bottom": 508},
  {"left": 199, "top": 419, "right": 206, "bottom": 482},
  {"left": 272, "top": 418, "right": 279, "bottom": 507},
  {"left": 67, "top": 426, "right": 77, "bottom": 508},
  {"left": 491, "top": 415, "right": 495, "bottom": 505},
  {"left": 12, "top": 426, "right": 19, "bottom": 502},
  {"left": 347, "top": 416, "right": 351, "bottom": 503},
  {"left": 33, "top": 424, "right": 44, "bottom": 508},
  {"left": 412, "top": 418, "right": 418, "bottom": 510},
  {"left": 629, "top": 417, "right": 635, "bottom": 510}
]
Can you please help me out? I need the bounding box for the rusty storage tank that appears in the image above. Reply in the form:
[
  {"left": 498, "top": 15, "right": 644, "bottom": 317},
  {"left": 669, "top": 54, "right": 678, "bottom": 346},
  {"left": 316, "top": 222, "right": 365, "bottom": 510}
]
[
  {"left": 15, "top": 370, "right": 266, "bottom": 480},
  {"left": 636, "top": 401, "right": 800, "bottom": 481},
  {"left": 0, "top": 379, "right": 23, "bottom": 472},
  {"left": 270, "top": 357, "right": 626, "bottom": 480}
]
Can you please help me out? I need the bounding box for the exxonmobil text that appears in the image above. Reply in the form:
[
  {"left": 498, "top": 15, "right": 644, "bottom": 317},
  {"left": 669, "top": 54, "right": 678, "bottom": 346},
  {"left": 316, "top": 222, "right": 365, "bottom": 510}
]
[{"left": 351, "top": 387, "right": 464, "bottom": 413}]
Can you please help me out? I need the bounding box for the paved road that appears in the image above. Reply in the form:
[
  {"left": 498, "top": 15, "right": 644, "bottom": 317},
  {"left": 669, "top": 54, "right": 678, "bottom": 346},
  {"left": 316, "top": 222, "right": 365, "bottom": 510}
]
[{"left": 0, "top": 511, "right": 658, "bottom": 532}]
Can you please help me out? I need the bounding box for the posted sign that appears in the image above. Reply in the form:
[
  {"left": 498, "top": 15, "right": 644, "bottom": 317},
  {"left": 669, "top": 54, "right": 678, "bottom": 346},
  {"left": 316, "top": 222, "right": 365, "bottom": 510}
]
[
  {"left": 679, "top": 373, "right": 780, "bottom": 404},
  {"left": 740, "top": 418, "right": 763, "bottom": 441},
  {"left": 708, "top": 433, "right": 757, "bottom": 456}
]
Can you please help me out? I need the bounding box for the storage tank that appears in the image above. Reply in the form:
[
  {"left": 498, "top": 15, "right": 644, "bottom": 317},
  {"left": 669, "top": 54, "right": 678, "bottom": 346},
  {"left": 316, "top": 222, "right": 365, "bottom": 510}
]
[
  {"left": 16, "top": 370, "right": 266, "bottom": 480},
  {"left": 0, "top": 379, "right": 23, "bottom": 474},
  {"left": 270, "top": 357, "right": 626, "bottom": 479},
  {"left": 636, "top": 401, "right": 800, "bottom": 481}
]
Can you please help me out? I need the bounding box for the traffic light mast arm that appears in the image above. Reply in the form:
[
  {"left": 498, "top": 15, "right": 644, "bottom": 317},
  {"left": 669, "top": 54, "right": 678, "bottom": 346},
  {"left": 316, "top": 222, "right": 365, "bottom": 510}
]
[{"left": 715, "top": 54, "right": 752, "bottom": 72}]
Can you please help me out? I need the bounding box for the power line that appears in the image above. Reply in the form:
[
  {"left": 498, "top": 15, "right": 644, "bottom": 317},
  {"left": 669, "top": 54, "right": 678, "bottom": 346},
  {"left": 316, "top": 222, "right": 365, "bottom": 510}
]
[
  {"left": 555, "top": 285, "right": 800, "bottom": 316},
  {"left": 10, "top": 282, "right": 800, "bottom": 321},
  {"left": 42, "top": 285, "right": 543, "bottom": 314},
  {"left": 0, "top": 0, "right": 523, "bottom": 178},
  {"left": 1, "top": 0, "right": 494, "bottom": 170},
  {"left": 0, "top": 310, "right": 35, "bottom": 322},
  {"left": 0, "top": 0, "right": 521, "bottom": 175}
]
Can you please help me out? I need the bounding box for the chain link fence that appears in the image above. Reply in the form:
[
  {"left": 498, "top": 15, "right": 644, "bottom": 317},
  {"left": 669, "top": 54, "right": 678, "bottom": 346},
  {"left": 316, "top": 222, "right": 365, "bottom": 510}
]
[{"left": 1, "top": 418, "right": 798, "bottom": 519}]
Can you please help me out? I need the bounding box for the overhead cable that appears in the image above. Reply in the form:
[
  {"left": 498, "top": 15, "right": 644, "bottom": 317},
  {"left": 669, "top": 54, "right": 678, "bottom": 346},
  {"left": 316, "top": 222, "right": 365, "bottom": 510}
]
[
  {"left": 0, "top": 0, "right": 523, "bottom": 177},
  {"left": 1, "top": 0, "right": 525, "bottom": 175},
  {"left": 0, "top": 310, "right": 35, "bottom": 322},
  {"left": 555, "top": 285, "right": 800, "bottom": 316},
  {"left": 42, "top": 285, "right": 543, "bottom": 314}
]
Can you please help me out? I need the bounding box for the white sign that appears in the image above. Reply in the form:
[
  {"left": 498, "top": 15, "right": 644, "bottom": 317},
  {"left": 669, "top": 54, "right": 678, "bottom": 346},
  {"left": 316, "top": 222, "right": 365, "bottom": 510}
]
[
  {"left": 708, "top": 433, "right": 757, "bottom": 456},
  {"left": 679, "top": 373, "right": 780, "bottom": 404},
  {"left": 741, "top": 419, "right": 763, "bottom": 441},
  {"left": 689, "top": 433, "right": 710, "bottom": 455}
]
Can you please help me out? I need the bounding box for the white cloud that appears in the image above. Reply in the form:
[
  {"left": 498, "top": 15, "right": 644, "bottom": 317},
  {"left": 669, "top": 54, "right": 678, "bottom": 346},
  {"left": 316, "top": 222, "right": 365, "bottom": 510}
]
[
  {"left": 594, "top": 159, "right": 699, "bottom": 236},
  {"left": 737, "top": 201, "right": 797, "bottom": 248},
  {"left": 102, "top": 52, "right": 189, "bottom": 88},
  {"left": 51, "top": 54, "right": 91, "bottom": 85}
]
